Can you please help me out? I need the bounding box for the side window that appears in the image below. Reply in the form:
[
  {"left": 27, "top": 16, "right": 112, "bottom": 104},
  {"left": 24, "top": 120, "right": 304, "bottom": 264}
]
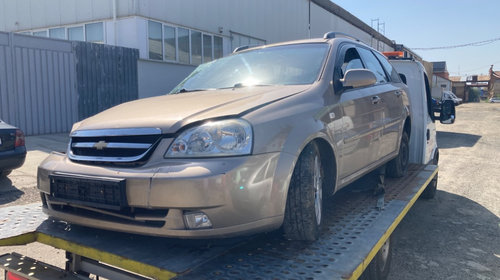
[
  {"left": 341, "top": 48, "right": 364, "bottom": 78},
  {"left": 424, "top": 72, "right": 435, "bottom": 122},
  {"left": 357, "top": 47, "right": 388, "bottom": 84},
  {"left": 373, "top": 51, "right": 401, "bottom": 83}
]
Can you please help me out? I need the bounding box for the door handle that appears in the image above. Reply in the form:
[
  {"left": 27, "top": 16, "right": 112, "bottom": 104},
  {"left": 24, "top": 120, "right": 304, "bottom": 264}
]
[
  {"left": 395, "top": 90, "right": 403, "bottom": 97},
  {"left": 372, "top": 96, "right": 381, "bottom": 104}
]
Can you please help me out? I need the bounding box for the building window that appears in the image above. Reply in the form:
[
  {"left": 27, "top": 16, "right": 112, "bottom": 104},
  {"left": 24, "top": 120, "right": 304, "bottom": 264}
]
[
  {"left": 203, "top": 34, "right": 213, "bottom": 62},
  {"left": 68, "top": 26, "right": 84, "bottom": 41},
  {"left": 191, "top": 31, "right": 202, "bottom": 65},
  {"left": 49, "top": 28, "right": 65, "bottom": 39},
  {"left": 214, "top": 36, "right": 223, "bottom": 59},
  {"left": 178, "top": 27, "right": 190, "bottom": 64},
  {"left": 85, "top": 22, "right": 104, "bottom": 43},
  {"left": 230, "top": 32, "right": 265, "bottom": 53},
  {"left": 20, "top": 22, "right": 104, "bottom": 43},
  {"left": 147, "top": 20, "right": 226, "bottom": 65},
  {"left": 148, "top": 21, "right": 162, "bottom": 60},
  {"left": 163, "top": 25, "right": 176, "bottom": 61},
  {"left": 33, "top": 30, "right": 47, "bottom": 37}
]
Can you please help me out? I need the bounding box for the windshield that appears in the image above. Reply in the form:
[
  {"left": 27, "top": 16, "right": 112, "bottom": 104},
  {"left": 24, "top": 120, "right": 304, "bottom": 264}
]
[{"left": 170, "top": 43, "right": 329, "bottom": 93}]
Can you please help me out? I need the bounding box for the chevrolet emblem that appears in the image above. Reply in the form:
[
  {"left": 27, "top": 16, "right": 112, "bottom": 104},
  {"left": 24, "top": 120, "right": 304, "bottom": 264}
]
[{"left": 94, "top": 140, "right": 108, "bottom": 150}]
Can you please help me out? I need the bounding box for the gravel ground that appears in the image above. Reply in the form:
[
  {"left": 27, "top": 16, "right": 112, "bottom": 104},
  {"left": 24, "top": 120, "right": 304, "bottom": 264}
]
[
  {"left": 0, "top": 103, "right": 499, "bottom": 279},
  {"left": 388, "top": 102, "right": 500, "bottom": 280}
]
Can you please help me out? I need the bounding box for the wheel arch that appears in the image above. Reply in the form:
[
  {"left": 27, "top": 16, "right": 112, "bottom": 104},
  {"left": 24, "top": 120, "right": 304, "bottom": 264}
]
[
  {"left": 313, "top": 138, "right": 338, "bottom": 196},
  {"left": 403, "top": 116, "right": 411, "bottom": 138}
]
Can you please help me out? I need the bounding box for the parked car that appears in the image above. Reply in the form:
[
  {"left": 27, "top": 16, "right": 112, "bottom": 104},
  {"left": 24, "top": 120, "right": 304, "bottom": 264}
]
[
  {"left": 0, "top": 120, "right": 26, "bottom": 177},
  {"left": 442, "top": 90, "right": 462, "bottom": 105},
  {"left": 489, "top": 97, "right": 500, "bottom": 103},
  {"left": 38, "top": 32, "right": 413, "bottom": 241},
  {"left": 431, "top": 98, "right": 441, "bottom": 113}
]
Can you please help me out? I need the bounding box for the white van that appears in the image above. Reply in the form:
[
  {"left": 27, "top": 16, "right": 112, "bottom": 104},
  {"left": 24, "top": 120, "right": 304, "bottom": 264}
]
[{"left": 386, "top": 56, "right": 455, "bottom": 198}]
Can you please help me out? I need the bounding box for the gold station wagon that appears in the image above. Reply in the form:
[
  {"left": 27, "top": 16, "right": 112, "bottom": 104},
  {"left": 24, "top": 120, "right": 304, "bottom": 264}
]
[{"left": 38, "top": 32, "right": 411, "bottom": 240}]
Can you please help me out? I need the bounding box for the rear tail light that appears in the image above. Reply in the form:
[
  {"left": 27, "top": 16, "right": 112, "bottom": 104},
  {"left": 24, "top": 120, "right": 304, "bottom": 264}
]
[
  {"left": 6, "top": 271, "right": 29, "bottom": 280},
  {"left": 15, "top": 129, "right": 25, "bottom": 147}
]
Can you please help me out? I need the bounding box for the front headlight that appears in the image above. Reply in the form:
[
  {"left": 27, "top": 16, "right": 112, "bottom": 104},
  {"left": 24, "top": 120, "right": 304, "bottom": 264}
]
[{"left": 165, "top": 119, "right": 252, "bottom": 158}]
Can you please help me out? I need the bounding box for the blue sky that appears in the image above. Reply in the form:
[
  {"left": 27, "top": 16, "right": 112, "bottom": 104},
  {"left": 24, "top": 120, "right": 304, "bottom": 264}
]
[{"left": 332, "top": 0, "right": 499, "bottom": 77}]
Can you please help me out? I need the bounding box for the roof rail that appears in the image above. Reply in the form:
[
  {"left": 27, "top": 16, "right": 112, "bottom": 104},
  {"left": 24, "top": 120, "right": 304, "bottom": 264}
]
[
  {"left": 323, "top": 32, "right": 360, "bottom": 41},
  {"left": 233, "top": 45, "right": 260, "bottom": 53}
]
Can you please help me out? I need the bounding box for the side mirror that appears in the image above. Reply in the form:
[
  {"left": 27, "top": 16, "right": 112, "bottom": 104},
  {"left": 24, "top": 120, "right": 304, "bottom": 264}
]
[
  {"left": 340, "top": 69, "right": 377, "bottom": 89},
  {"left": 439, "top": 100, "right": 456, "bottom": 124}
]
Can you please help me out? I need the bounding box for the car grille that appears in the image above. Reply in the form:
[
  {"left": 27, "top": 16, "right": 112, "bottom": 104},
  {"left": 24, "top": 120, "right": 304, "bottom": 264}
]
[{"left": 68, "top": 128, "right": 162, "bottom": 165}]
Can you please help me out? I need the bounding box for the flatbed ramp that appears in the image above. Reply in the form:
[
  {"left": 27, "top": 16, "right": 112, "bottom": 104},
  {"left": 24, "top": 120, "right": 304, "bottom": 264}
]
[{"left": 0, "top": 164, "right": 437, "bottom": 280}]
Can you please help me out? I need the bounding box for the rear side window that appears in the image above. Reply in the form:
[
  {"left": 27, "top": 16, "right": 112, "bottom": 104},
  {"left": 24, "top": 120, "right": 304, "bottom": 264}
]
[
  {"left": 373, "top": 51, "right": 401, "bottom": 83},
  {"left": 357, "top": 47, "right": 388, "bottom": 84}
]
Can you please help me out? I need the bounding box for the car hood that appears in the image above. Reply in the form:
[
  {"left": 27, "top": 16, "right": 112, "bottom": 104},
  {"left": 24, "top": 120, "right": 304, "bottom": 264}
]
[{"left": 74, "top": 85, "right": 310, "bottom": 134}]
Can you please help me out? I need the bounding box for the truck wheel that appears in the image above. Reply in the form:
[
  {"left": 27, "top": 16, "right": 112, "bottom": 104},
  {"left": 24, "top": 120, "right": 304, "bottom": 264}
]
[
  {"left": 283, "top": 142, "right": 323, "bottom": 241},
  {"left": 421, "top": 150, "right": 439, "bottom": 199},
  {"left": 0, "top": 170, "right": 12, "bottom": 177},
  {"left": 360, "top": 236, "right": 393, "bottom": 280},
  {"left": 387, "top": 131, "right": 409, "bottom": 178}
]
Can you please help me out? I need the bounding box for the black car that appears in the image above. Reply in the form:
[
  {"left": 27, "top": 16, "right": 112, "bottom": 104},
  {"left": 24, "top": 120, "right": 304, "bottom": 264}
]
[{"left": 0, "top": 120, "right": 26, "bottom": 177}]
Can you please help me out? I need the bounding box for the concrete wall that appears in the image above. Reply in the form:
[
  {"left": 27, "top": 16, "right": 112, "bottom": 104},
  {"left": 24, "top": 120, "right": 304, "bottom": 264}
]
[
  {"left": 309, "top": 3, "right": 392, "bottom": 51},
  {"left": 138, "top": 59, "right": 195, "bottom": 99},
  {"left": 452, "top": 82, "right": 466, "bottom": 100},
  {"left": 431, "top": 75, "right": 452, "bottom": 99},
  {"left": 1, "top": 0, "right": 395, "bottom": 50},
  {"left": 0, "top": 0, "right": 136, "bottom": 31}
]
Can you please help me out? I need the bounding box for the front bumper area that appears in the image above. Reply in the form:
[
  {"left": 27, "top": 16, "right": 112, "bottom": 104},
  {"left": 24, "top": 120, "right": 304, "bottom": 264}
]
[{"left": 38, "top": 151, "right": 294, "bottom": 238}]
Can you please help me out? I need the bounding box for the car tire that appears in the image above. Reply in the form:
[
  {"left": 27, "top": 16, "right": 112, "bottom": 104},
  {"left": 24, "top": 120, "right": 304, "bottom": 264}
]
[
  {"left": 283, "top": 142, "right": 324, "bottom": 241},
  {"left": 0, "top": 170, "right": 12, "bottom": 177},
  {"left": 360, "top": 236, "right": 393, "bottom": 280},
  {"left": 421, "top": 150, "right": 439, "bottom": 199},
  {"left": 387, "top": 131, "right": 409, "bottom": 178}
]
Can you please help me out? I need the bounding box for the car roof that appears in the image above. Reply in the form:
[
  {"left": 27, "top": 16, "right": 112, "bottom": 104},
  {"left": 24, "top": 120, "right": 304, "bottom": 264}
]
[{"left": 234, "top": 36, "right": 364, "bottom": 54}]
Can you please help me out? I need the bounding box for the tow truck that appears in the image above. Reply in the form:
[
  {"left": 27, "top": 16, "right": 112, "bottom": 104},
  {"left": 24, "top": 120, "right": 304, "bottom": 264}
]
[{"left": 0, "top": 52, "right": 455, "bottom": 280}]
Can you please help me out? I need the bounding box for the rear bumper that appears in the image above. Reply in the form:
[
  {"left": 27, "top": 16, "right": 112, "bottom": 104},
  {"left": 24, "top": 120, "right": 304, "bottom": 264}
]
[{"left": 0, "top": 147, "right": 26, "bottom": 171}]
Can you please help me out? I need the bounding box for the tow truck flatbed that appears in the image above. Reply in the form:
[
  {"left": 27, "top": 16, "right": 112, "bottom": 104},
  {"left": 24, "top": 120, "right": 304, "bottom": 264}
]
[{"left": 0, "top": 164, "right": 437, "bottom": 280}]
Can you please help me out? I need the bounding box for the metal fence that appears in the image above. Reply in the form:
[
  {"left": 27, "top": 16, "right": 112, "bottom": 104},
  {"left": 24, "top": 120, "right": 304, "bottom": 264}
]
[
  {"left": 0, "top": 32, "right": 138, "bottom": 135},
  {"left": 74, "top": 42, "right": 138, "bottom": 120}
]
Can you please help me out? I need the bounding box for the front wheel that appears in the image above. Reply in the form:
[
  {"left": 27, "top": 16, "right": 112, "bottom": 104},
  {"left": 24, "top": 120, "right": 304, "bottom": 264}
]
[
  {"left": 387, "top": 131, "right": 409, "bottom": 178},
  {"left": 283, "top": 142, "right": 324, "bottom": 241}
]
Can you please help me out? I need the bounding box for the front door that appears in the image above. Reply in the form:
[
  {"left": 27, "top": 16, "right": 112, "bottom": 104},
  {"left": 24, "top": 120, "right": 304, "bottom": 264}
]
[{"left": 334, "top": 45, "right": 384, "bottom": 182}]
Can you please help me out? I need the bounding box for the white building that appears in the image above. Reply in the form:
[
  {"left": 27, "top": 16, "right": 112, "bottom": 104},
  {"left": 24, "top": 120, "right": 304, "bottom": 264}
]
[{"left": 0, "top": 0, "right": 398, "bottom": 98}]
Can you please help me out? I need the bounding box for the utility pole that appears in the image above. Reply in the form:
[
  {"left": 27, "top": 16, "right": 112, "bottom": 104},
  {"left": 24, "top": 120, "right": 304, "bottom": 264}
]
[{"left": 371, "top": 18, "right": 385, "bottom": 51}]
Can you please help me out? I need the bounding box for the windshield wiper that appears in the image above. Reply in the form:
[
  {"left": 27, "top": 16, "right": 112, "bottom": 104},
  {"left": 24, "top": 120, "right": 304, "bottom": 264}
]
[
  {"left": 180, "top": 88, "right": 202, "bottom": 93},
  {"left": 216, "top": 83, "right": 273, "bottom": 90},
  {"left": 174, "top": 88, "right": 207, "bottom": 94}
]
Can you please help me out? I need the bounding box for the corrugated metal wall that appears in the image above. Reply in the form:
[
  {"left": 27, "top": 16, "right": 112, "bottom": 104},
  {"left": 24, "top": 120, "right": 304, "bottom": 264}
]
[
  {"left": 0, "top": 32, "right": 139, "bottom": 135},
  {"left": 0, "top": 33, "right": 78, "bottom": 135},
  {"left": 74, "top": 42, "right": 138, "bottom": 120}
]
